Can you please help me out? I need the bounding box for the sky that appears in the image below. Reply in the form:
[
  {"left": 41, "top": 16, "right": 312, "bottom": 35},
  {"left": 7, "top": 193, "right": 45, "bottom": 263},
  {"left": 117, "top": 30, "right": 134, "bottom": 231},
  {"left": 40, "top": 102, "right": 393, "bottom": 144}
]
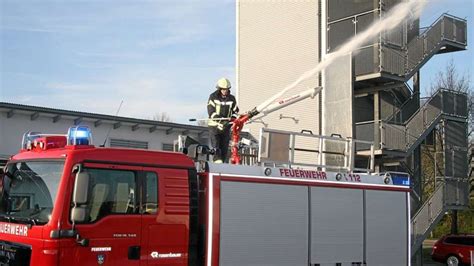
[{"left": 1, "top": 0, "right": 473, "bottom": 124}]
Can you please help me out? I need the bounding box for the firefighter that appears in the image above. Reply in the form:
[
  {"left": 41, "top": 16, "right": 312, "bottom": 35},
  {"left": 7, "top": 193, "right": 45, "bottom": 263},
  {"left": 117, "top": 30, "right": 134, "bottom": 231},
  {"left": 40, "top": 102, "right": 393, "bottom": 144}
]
[{"left": 207, "top": 78, "right": 239, "bottom": 163}]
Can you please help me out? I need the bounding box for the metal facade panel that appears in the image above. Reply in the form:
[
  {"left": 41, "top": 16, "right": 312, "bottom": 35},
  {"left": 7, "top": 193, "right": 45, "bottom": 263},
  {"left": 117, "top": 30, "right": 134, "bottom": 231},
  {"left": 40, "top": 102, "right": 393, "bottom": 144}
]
[
  {"left": 443, "top": 17, "right": 455, "bottom": 41},
  {"left": 381, "top": 0, "right": 403, "bottom": 11},
  {"left": 443, "top": 92, "right": 456, "bottom": 115},
  {"left": 355, "top": 45, "right": 380, "bottom": 76},
  {"left": 455, "top": 93, "right": 468, "bottom": 117},
  {"left": 323, "top": 54, "right": 354, "bottom": 138},
  {"left": 310, "top": 187, "right": 364, "bottom": 264},
  {"left": 407, "top": 18, "right": 420, "bottom": 43},
  {"left": 381, "top": 45, "right": 406, "bottom": 76},
  {"left": 381, "top": 0, "right": 405, "bottom": 47},
  {"left": 219, "top": 181, "right": 309, "bottom": 266},
  {"left": 237, "top": 1, "right": 320, "bottom": 155},
  {"left": 355, "top": 122, "right": 375, "bottom": 143},
  {"left": 407, "top": 37, "right": 424, "bottom": 72},
  {"left": 366, "top": 190, "right": 408, "bottom": 265},
  {"left": 454, "top": 20, "right": 467, "bottom": 44},
  {"left": 328, "top": 0, "right": 378, "bottom": 22},
  {"left": 444, "top": 120, "right": 468, "bottom": 178},
  {"left": 328, "top": 19, "right": 355, "bottom": 52},
  {"left": 445, "top": 120, "right": 468, "bottom": 147},
  {"left": 445, "top": 179, "right": 470, "bottom": 206},
  {"left": 426, "top": 21, "right": 442, "bottom": 54},
  {"left": 356, "top": 12, "right": 379, "bottom": 47}
]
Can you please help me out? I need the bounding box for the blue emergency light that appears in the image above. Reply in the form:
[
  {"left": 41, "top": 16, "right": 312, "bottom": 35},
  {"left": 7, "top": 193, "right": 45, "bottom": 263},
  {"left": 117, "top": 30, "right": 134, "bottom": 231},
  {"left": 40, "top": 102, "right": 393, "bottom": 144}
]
[
  {"left": 391, "top": 174, "right": 410, "bottom": 186},
  {"left": 67, "top": 126, "right": 92, "bottom": 146}
]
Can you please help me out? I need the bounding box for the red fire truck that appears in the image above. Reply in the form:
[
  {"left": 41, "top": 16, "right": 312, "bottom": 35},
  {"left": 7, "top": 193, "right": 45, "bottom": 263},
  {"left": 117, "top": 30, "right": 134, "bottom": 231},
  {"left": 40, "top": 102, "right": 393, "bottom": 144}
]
[{"left": 0, "top": 126, "right": 412, "bottom": 265}]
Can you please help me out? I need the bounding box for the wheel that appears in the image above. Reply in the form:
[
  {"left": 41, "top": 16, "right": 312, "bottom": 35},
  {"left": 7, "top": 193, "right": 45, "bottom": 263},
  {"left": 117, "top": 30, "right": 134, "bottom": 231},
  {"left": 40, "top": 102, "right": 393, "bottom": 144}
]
[{"left": 446, "top": 255, "right": 460, "bottom": 266}]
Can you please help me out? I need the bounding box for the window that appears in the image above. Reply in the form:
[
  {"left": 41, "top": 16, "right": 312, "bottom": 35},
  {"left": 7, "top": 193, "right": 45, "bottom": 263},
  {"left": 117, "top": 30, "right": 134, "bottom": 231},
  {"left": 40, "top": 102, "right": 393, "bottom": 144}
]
[
  {"left": 445, "top": 237, "right": 458, "bottom": 244},
  {"left": 110, "top": 139, "right": 148, "bottom": 149},
  {"left": 2, "top": 161, "right": 64, "bottom": 224},
  {"left": 82, "top": 168, "right": 137, "bottom": 223},
  {"left": 144, "top": 172, "right": 158, "bottom": 214},
  {"left": 465, "top": 237, "right": 474, "bottom": 246},
  {"left": 162, "top": 143, "right": 174, "bottom": 151},
  {"left": 444, "top": 236, "right": 474, "bottom": 246}
]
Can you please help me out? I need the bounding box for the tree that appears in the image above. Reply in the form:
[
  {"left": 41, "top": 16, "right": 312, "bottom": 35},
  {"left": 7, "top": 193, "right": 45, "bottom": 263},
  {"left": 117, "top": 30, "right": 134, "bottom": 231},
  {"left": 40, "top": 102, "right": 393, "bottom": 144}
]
[{"left": 153, "top": 112, "right": 173, "bottom": 122}]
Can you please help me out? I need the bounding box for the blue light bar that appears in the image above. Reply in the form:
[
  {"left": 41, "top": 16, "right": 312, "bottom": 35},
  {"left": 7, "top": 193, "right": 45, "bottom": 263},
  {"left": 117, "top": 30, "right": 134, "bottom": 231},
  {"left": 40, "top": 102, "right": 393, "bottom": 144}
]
[
  {"left": 67, "top": 126, "right": 92, "bottom": 146},
  {"left": 391, "top": 174, "right": 410, "bottom": 186}
]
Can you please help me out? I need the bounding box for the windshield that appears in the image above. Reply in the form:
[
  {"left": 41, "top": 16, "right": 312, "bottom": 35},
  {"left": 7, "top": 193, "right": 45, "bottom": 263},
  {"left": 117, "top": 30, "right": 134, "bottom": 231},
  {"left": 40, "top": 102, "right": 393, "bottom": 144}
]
[{"left": 0, "top": 161, "right": 64, "bottom": 225}]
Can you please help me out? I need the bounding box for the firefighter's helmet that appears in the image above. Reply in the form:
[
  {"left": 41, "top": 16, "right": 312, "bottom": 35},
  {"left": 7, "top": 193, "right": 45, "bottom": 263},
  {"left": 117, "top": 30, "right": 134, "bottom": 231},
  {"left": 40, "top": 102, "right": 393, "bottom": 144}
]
[{"left": 216, "top": 78, "right": 231, "bottom": 90}]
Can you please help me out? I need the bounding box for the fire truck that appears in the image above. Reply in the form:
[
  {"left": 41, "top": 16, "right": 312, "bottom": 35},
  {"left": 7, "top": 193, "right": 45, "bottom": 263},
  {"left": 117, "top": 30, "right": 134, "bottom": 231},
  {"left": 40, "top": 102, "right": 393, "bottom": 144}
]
[
  {"left": 0, "top": 125, "right": 412, "bottom": 266},
  {"left": 0, "top": 88, "right": 412, "bottom": 265}
]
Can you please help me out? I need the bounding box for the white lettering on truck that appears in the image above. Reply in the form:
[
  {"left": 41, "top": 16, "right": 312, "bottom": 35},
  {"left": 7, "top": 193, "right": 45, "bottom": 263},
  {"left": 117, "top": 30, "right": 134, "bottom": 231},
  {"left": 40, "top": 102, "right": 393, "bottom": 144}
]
[
  {"left": 150, "top": 252, "right": 182, "bottom": 259},
  {"left": 0, "top": 222, "right": 28, "bottom": 237},
  {"left": 91, "top": 247, "right": 112, "bottom": 252}
]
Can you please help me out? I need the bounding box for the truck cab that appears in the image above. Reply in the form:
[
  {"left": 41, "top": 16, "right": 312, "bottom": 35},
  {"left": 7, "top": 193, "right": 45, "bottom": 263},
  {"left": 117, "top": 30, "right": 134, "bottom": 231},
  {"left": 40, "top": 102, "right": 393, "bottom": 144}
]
[{"left": 0, "top": 127, "right": 199, "bottom": 266}]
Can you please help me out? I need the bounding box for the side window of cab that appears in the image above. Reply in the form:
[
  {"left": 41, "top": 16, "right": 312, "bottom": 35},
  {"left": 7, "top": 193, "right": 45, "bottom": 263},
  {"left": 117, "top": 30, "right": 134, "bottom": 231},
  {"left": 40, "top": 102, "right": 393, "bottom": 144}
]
[
  {"left": 71, "top": 167, "right": 159, "bottom": 223},
  {"left": 81, "top": 168, "right": 138, "bottom": 223},
  {"left": 143, "top": 172, "right": 158, "bottom": 214}
]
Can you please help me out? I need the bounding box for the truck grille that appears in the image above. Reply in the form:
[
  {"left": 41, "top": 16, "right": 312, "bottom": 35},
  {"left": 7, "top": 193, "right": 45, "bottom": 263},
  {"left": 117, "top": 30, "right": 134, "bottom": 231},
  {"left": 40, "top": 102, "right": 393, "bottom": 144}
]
[{"left": 0, "top": 241, "right": 31, "bottom": 266}]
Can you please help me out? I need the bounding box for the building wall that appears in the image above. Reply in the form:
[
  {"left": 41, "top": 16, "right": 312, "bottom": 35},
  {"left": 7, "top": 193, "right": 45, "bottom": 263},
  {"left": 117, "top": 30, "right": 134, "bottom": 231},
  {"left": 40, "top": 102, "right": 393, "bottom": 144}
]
[
  {"left": 0, "top": 110, "right": 204, "bottom": 158},
  {"left": 236, "top": 0, "right": 321, "bottom": 138}
]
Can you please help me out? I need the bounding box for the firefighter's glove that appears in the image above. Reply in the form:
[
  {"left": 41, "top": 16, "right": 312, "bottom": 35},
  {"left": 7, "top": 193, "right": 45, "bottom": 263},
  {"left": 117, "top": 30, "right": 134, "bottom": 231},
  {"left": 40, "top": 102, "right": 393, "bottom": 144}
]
[{"left": 217, "top": 123, "right": 224, "bottom": 131}]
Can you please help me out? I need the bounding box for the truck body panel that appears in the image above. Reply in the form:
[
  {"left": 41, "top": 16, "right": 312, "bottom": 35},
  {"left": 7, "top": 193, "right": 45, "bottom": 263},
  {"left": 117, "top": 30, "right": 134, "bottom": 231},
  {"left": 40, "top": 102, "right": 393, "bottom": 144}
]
[{"left": 203, "top": 163, "right": 411, "bottom": 266}]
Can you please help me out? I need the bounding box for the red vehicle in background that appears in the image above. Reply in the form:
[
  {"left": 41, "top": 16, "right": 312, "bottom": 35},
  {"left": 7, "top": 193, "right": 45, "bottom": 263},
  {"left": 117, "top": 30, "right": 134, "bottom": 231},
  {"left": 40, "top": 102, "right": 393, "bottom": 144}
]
[{"left": 431, "top": 234, "right": 474, "bottom": 266}]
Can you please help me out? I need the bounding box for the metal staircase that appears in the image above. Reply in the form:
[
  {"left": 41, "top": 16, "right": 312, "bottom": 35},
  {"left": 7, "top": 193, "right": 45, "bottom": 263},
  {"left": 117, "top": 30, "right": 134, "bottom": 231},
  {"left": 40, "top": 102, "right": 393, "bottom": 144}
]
[
  {"left": 355, "top": 14, "right": 467, "bottom": 83},
  {"left": 411, "top": 177, "right": 470, "bottom": 255},
  {"left": 407, "top": 90, "right": 469, "bottom": 254},
  {"left": 405, "top": 14, "right": 467, "bottom": 79},
  {"left": 411, "top": 184, "right": 445, "bottom": 254},
  {"left": 378, "top": 89, "right": 467, "bottom": 154},
  {"left": 356, "top": 89, "right": 469, "bottom": 254}
]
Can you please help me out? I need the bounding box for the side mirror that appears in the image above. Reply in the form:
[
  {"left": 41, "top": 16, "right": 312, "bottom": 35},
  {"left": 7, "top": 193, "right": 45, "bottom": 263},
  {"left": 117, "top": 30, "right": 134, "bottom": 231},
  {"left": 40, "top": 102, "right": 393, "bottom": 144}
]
[
  {"left": 72, "top": 172, "right": 90, "bottom": 205},
  {"left": 71, "top": 171, "right": 90, "bottom": 223},
  {"left": 71, "top": 207, "right": 87, "bottom": 223}
]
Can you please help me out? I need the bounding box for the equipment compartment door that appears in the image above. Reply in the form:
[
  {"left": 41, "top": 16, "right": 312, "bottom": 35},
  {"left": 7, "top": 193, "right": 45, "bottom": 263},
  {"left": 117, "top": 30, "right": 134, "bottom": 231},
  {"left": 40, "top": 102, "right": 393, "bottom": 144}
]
[
  {"left": 140, "top": 167, "right": 190, "bottom": 266},
  {"left": 365, "top": 190, "right": 409, "bottom": 265},
  {"left": 219, "top": 181, "right": 309, "bottom": 266},
  {"left": 72, "top": 165, "right": 142, "bottom": 266}
]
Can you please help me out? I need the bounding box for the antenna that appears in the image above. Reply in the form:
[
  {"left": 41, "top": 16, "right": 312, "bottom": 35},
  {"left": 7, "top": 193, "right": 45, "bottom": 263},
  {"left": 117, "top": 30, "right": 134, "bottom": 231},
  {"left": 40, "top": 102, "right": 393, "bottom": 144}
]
[{"left": 101, "top": 100, "right": 124, "bottom": 147}]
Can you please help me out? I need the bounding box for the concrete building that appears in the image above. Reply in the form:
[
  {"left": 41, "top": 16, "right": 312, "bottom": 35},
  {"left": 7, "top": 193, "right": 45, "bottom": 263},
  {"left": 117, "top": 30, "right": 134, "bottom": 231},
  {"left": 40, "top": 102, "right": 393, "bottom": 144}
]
[{"left": 0, "top": 102, "right": 208, "bottom": 165}]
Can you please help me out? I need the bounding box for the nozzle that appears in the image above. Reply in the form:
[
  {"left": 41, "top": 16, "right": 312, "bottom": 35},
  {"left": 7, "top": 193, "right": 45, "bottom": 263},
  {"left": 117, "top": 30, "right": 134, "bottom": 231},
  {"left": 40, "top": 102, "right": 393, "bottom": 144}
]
[{"left": 247, "top": 107, "right": 260, "bottom": 119}]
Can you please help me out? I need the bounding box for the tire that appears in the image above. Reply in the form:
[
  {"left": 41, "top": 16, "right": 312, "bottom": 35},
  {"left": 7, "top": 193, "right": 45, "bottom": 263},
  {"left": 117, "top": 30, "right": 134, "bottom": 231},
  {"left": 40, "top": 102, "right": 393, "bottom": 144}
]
[{"left": 446, "top": 255, "right": 460, "bottom": 266}]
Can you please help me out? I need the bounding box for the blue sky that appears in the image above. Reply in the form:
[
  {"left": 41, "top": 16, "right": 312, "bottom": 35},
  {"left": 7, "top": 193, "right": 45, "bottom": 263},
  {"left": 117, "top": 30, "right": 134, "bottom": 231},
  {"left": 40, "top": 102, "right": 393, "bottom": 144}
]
[{"left": 1, "top": 0, "right": 473, "bottom": 124}]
